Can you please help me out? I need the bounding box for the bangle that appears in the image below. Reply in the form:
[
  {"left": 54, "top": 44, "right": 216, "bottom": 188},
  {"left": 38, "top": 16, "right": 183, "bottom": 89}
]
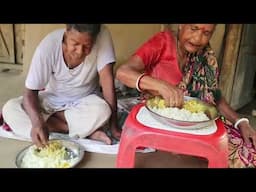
[
  {"left": 234, "top": 118, "right": 249, "bottom": 129},
  {"left": 136, "top": 73, "right": 147, "bottom": 92}
]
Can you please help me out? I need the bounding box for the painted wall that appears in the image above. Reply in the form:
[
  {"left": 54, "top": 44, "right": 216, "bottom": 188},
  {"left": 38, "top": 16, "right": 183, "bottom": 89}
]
[
  {"left": 23, "top": 24, "right": 65, "bottom": 74},
  {"left": 106, "top": 24, "right": 161, "bottom": 69},
  {"left": 23, "top": 24, "right": 161, "bottom": 75}
]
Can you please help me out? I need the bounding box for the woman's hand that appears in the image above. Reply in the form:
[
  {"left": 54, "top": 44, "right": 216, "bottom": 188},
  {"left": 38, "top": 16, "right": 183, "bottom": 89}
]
[
  {"left": 239, "top": 121, "right": 256, "bottom": 149},
  {"left": 158, "top": 81, "right": 184, "bottom": 108}
]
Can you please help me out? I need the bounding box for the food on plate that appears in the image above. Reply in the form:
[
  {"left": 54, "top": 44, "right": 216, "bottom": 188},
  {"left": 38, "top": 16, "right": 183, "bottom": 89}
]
[
  {"left": 146, "top": 96, "right": 218, "bottom": 122},
  {"left": 146, "top": 96, "right": 166, "bottom": 109},
  {"left": 183, "top": 99, "right": 206, "bottom": 113},
  {"left": 20, "top": 140, "right": 79, "bottom": 168}
]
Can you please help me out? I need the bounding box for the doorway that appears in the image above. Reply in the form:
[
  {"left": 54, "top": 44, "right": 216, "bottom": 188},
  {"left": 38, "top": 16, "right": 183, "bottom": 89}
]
[
  {"left": 0, "top": 24, "right": 24, "bottom": 70},
  {"left": 230, "top": 24, "right": 256, "bottom": 110}
]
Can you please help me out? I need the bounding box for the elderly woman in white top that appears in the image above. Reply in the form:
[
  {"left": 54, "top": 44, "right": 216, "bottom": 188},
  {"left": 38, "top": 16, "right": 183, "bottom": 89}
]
[{"left": 2, "top": 24, "right": 121, "bottom": 147}]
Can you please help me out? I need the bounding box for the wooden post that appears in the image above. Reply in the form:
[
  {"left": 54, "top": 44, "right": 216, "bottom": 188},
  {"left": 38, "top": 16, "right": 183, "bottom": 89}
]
[{"left": 219, "top": 24, "right": 243, "bottom": 103}]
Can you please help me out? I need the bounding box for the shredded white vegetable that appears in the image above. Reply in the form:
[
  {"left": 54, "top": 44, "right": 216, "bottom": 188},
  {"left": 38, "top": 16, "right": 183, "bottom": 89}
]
[
  {"left": 21, "top": 141, "right": 79, "bottom": 168},
  {"left": 150, "top": 106, "right": 209, "bottom": 122}
]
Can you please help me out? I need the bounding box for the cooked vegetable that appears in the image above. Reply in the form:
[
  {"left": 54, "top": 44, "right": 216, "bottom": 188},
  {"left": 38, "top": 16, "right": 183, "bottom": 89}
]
[
  {"left": 146, "top": 96, "right": 166, "bottom": 109},
  {"left": 21, "top": 140, "right": 78, "bottom": 168},
  {"left": 146, "top": 96, "right": 218, "bottom": 120}
]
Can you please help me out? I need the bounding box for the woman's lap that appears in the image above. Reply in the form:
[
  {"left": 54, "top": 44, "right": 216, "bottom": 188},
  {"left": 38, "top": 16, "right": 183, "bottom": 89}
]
[{"left": 225, "top": 122, "right": 256, "bottom": 168}]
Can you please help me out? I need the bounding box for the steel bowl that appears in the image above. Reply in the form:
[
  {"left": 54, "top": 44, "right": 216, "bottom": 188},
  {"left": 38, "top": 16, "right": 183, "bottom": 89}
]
[
  {"left": 145, "top": 96, "right": 219, "bottom": 129},
  {"left": 15, "top": 139, "right": 84, "bottom": 168}
]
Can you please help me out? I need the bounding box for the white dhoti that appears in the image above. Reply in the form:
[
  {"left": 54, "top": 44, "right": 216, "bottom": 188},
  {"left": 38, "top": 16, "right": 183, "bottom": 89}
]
[{"left": 2, "top": 94, "right": 111, "bottom": 139}]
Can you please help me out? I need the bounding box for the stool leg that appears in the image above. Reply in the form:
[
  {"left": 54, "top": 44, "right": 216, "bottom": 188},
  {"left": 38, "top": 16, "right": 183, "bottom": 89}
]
[
  {"left": 208, "top": 152, "right": 228, "bottom": 168},
  {"left": 208, "top": 160, "right": 228, "bottom": 168},
  {"left": 116, "top": 143, "right": 137, "bottom": 168}
]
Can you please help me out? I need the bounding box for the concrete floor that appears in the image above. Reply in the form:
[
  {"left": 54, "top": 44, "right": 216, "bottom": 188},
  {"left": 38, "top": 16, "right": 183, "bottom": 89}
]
[
  {"left": 0, "top": 69, "right": 25, "bottom": 108},
  {"left": 0, "top": 137, "right": 208, "bottom": 168},
  {"left": 0, "top": 69, "right": 255, "bottom": 168}
]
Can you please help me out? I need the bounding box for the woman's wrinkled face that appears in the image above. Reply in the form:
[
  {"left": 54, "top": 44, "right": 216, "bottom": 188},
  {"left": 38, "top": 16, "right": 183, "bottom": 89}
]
[
  {"left": 178, "top": 24, "right": 215, "bottom": 53},
  {"left": 63, "top": 29, "right": 94, "bottom": 65}
]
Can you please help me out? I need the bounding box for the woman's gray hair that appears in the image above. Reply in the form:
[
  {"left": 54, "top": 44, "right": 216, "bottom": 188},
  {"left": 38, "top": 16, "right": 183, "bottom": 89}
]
[{"left": 66, "top": 24, "right": 101, "bottom": 39}]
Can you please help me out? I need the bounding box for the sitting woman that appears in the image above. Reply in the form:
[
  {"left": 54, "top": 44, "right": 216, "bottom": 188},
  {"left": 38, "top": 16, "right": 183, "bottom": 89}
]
[{"left": 116, "top": 24, "right": 256, "bottom": 168}]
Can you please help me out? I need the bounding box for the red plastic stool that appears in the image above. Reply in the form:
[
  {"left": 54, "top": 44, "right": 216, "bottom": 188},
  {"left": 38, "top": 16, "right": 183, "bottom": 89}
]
[{"left": 116, "top": 103, "right": 229, "bottom": 168}]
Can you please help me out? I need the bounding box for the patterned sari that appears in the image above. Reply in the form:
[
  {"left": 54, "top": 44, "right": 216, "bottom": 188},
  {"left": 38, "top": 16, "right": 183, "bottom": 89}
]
[{"left": 178, "top": 45, "right": 256, "bottom": 168}]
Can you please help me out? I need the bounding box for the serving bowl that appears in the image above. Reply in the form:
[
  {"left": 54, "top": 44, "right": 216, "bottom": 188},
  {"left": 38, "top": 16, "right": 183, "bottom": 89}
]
[{"left": 145, "top": 96, "right": 219, "bottom": 129}]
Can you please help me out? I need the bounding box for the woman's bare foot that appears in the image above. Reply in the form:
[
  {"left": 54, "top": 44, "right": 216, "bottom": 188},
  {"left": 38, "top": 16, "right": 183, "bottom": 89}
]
[{"left": 88, "top": 130, "right": 112, "bottom": 145}]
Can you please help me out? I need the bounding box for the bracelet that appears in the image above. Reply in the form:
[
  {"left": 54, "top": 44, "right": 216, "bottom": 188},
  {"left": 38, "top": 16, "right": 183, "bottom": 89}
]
[
  {"left": 135, "top": 73, "right": 147, "bottom": 92},
  {"left": 234, "top": 118, "right": 249, "bottom": 129}
]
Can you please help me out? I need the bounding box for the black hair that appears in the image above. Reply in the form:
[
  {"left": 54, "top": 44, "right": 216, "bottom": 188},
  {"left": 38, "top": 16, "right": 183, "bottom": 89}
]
[{"left": 66, "top": 24, "right": 101, "bottom": 39}]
